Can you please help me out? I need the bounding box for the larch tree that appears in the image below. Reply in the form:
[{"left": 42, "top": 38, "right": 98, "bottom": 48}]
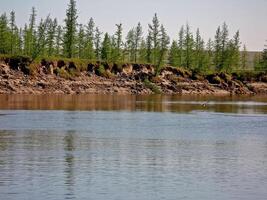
[
  {"left": 184, "top": 23, "right": 194, "bottom": 69},
  {"left": 55, "top": 25, "right": 62, "bottom": 57},
  {"left": 213, "top": 26, "right": 222, "bottom": 70},
  {"left": 94, "top": 27, "right": 102, "bottom": 60},
  {"left": 101, "top": 33, "right": 111, "bottom": 61},
  {"left": 32, "top": 17, "right": 49, "bottom": 60},
  {"left": 84, "top": 18, "right": 95, "bottom": 60},
  {"left": 148, "top": 13, "right": 160, "bottom": 65},
  {"left": 114, "top": 23, "right": 123, "bottom": 62},
  {"left": 9, "top": 11, "right": 16, "bottom": 55},
  {"left": 46, "top": 18, "right": 57, "bottom": 57},
  {"left": 156, "top": 24, "right": 170, "bottom": 73},
  {"left": 24, "top": 7, "right": 37, "bottom": 56},
  {"left": 177, "top": 26, "right": 185, "bottom": 67},
  {"left": 146, "top": 31, "right": 152, "bottom": 63},
  {"left": 125, "top": 28, "right": 135, "bottom": 62},
  {"left": 169, "top": 40, "right": 179, "bottom": 66},
  {"left": 134, "top": 22, "right": 143, "bottom": 63},
  {"left": 63, "top": 0, "right": 78, "bottom": 58},
  {"left": 0, "top": 13, "right": 9, "bottom": 54},
  {"left": 241, "top": 45, "right": 248, "bottom": 70},
  {"left": 77, "top": 24, "right": 85, "bottom": 58}
]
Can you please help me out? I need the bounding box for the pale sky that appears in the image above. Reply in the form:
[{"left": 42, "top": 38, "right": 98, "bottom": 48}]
[{"left": 1, "top": 0, "right": 267, "bottom": 51}]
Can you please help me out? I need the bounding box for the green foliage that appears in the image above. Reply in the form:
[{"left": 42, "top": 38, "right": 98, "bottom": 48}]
[
  {"left": 184, "top": 23, "right": 194, "bottom": 69},
  {"left": 0, "top": 1, "right": 262, "bottom": 76},
  {"left": 143, "top": 78, "right": 161, "bottom": 94},
  {"left": 101, "top": 33, "right": 111, "bottom": 61},
  {"left": 63, "top": 0, "right": 78, "bottom": 58},
  {"left": 169, "top": 40, "right": 179, "bottom": 66}
]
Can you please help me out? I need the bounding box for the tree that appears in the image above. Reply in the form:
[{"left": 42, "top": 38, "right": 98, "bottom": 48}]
[
  {"left": 156, "top": 24, "right": 170, "bottom": 73},
  {"left": 231, "top": 30, "right": 241, "bottom": 70},
  {"left": 32, "top": 17, "right": 49, "bottom": 60},
  {"left": 184, "top": 23, "right": 194, "bottom": 69},
  {"left": 213, "top": 26, "right": 222, "bottom": 69},
  {"left": 63, "top": 0, "right": 78, "bottom": 58},
  {"left": 221, "top": 22, "right": 229, "bottom": 70},
  {"left": 84, "top": 18, "right": 95, "bottom": 59},
  {"left": 241, "top": 45, "right": 248, "bottom": 70},
  {"left": 146, "top": 31, "right": 152, "bottom": 63},
  {"left": 55, "top": 25, "right": 62, "bottom": 56},
  {"left": 125, "top": 28, "right": 135, "bottom": 62},
  {"left": 0, "top": 13, "right": 9, "bottom": 54},
  {"left": 169, "top": 40, "right": 179, "bottom": 66},
  {"left": 177, "top": 26, "right": 185, "bottom": 67},
  {"left": 206, "top": 38, "right": 213, "bottom": 71},
  {"left": 9, "top": 11, "right": 16, "bottom": 54},
  {"left": 138, "top": 39, "right": 147, "bottom": 63},
  {"left": 134, "top": 22, "right": 143, "bottom": 62},
  {"left": 94, "top": 27, "right": 102, "bottom": 60},
  {"left": 101, "top": 33, "right": 111, "bottom": 61},
  {"left": 260, "top": 41, "right": 267, "bottom": 71},
  {"left": 46, "top": 18, "right": 57, "bottom": 56},
  {"left": 77, "top": 24, "right": 85, "bottom": 58},
  {"left": 24, "top": 7, "right": 37, "bottom": 56},
  {"left": 148, "top": 13, "right": 160, "bottom": 65},
  {"left": 114, "top": 23, "right": 123, "bottom": 62}
]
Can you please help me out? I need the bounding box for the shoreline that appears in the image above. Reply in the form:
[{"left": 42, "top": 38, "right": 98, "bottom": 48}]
[{"left": 1, "top": 61, "right": 267, "bottom": 96}]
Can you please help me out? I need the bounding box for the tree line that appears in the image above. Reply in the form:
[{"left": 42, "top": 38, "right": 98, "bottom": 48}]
[{"left": 0, "top": 0, "right": 266, "bottom": 73}]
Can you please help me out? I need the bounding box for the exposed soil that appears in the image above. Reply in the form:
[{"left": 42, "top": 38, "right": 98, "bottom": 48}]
[{"left": 0, "top": 59, "right": 267, "bottom": 95}]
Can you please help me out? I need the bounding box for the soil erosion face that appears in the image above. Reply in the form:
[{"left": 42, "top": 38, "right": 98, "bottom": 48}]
[{"left": 0, "top": 58, "right": 267, "bottom": 95}]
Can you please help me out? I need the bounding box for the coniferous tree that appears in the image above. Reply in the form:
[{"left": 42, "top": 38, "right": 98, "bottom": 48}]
[
  {"left": 184, "top": 23, "right": 194, "bottom": 69},
  {"left": 134, "top": 22, "right": 143, "bottom": 62},
  {"left": 146, "top": 31, "right": 152, "bottom": 63},
  {"left": 138, "top": 39, "right": 147, "bottom": 63},
  {"left": 24, "top": 7, "right": 37, "bottom": 56},
  {"left": 94, "top": 27, "right": 102, "bottom": 60},
  {"left": 241, "top": 45, "right": 248, "bottom": 70},
  {"left": 77, "top": 24, "right": 85, "bottom": 58},
  {"left": 125, "top": 28, "right": 135, "bottom": 62},
  {"left": 177, "top": 26, "right": 185, "bottom": 67},
  {"left": 114, "top": 23, "right": 123, "bottom": 62},
  {"left": 260, "top": 41, "right": 267, "bottom": 71},
  {"left": 221, "top": 22, "right": 229, "bottom": 70},
  {"left": 84, "top": 18, "right": 95, "bottom": 59},
  {"left": 46, "top": 18, "right": 57, "bottom": 57},
  {"left": 32, "top": 16, "right": 49, "bottom": 60},
  {"left": 213, "top": 26, "right": 222, "bottom": 69},
  {"left": 101, "top": 33, "right": 111, "bottom": 61},
  {"left": 63, "top": 0, "right": 78, "bottom": 58},
  {"left": 231, "top": 30, "right": 241, "bottom": 70},
  {"left": 55, "top": 25, "right": 62, "bottom": 56},
  {"left": 169, "top": 40, "right": 179, "bottom": 66},
  {"left": 206, "top": 38, "right": 213, "bottom": 71},
  {"left": 9, "top": 11, "right": 16, "bottom": 54},
  {"left": 156, "top": 24, "right": 170, "bottom": 72},
  {"left": 194, "top": 28, "right": 202, "bottom": 70},
  {"left": 148, "top": 13, "right": 160, "bottom": 65},
  {"left": 0, "top": 13, "right": 9, "bottom": 54}
]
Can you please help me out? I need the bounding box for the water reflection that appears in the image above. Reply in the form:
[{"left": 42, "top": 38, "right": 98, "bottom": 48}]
[
  {"left": 0, "top": 94, "right": 266, "bottom": 114},
  {"left": 64, "top": 132, "right": 76, "bottom": 199}
]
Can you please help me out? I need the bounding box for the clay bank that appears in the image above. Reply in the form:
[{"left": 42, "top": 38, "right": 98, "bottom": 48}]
[{"left": 0, "top": 56, "right": 267, "bottom": 95}]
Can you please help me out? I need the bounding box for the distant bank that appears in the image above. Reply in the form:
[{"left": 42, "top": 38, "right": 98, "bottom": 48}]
[{"left": 0, "top": 56, "right": 267, "bottom": 95}]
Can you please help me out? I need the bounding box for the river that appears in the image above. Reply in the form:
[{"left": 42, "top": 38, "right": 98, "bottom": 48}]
[{"left": 0, "top": 94, "right": 267, "bottom": 200}]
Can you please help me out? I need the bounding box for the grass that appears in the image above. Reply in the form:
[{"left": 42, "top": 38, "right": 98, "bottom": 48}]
[{"left": 143, "top": 79, "right": 161, "bottom": 94}]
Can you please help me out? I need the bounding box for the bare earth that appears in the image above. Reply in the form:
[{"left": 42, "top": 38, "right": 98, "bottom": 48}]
[{"left": 1, "top": 63, "right": 267, "bottom": 95}]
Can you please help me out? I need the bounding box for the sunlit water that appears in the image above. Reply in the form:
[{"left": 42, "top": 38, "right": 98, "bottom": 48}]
[{"left": 0, "top": 95, "right": 267, "bottom": 200}]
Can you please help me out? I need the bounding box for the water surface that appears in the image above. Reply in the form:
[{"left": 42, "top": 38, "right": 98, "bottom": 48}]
[{"left": 0, "top": 94, "right": 267, "bottom": 200}]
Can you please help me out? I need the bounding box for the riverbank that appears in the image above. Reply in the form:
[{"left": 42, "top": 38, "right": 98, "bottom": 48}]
[{"left": 0, "top": 58, "right": 267, "bottom": 95}]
